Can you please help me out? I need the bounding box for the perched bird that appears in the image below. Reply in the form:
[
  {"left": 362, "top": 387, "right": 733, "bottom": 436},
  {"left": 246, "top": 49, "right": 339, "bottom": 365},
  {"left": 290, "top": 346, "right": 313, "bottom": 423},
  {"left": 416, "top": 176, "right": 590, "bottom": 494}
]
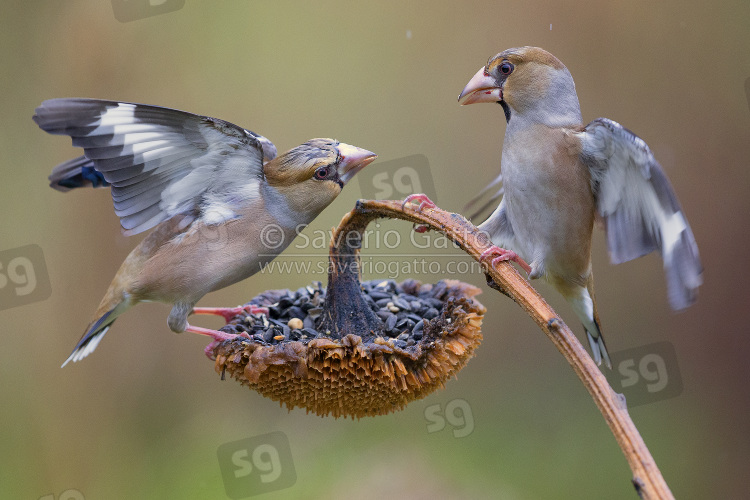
[
  {"left": 457, "top": 47, "right": 702, "bottom": 368},
  {"left": 34, "top": 98, "right": 376, "bottom": 366}
]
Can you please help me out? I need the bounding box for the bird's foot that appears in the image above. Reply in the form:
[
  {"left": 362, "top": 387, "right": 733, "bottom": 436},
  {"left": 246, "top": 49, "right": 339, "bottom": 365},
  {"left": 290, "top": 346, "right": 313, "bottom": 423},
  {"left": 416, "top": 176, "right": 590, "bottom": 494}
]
[
  {"left": 402, "top": 193, "right": 437, "bottom": 212},
  {"left": 191, "top": 304, "right": 269, "bottom": 323},
  {"left": 479, "top": 245, "right": 532, "bottom": 275},
  {"left": 184, "top": 323, "right": 251, "bottom": 360},
  {"left": 204, "top": 342, "right": 219, "bottom": 359},
  {"left": 402, "top": 194, "right": 436, "bottom": 232}
]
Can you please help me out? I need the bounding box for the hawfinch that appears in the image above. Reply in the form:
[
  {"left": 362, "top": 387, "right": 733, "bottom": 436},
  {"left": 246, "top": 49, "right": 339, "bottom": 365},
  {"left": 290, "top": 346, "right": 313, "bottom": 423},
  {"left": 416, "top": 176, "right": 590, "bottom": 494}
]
[
  {"left": 458, "top": 47, "right": 702, "bottom": 368},
  {"left": 34, "top": 98, "right": 376, "bottom": 366}
]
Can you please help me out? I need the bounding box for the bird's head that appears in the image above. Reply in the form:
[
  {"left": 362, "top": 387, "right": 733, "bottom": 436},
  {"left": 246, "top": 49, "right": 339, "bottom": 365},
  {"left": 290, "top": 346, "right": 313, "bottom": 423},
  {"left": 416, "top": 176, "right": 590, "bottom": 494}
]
[
  {"left": 263, "top": 139, "right": 376, "bottom": 217},
  {"left": 458, "top": 46, "right": 581, "bottom": 125}
]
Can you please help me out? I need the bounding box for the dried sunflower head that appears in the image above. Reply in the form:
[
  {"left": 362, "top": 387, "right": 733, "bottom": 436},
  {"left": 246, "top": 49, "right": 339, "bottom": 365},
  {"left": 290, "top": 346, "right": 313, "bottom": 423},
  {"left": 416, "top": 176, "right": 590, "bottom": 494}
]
[{"left": 210, "top": 279, "right": 485, "bottom": 418}]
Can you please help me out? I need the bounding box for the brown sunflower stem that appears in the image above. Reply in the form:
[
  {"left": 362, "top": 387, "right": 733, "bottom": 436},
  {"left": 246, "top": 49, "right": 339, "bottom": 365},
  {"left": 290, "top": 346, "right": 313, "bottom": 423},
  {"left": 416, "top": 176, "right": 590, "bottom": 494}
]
[{"left": 330, "top": 198, "right": 674, "bottom": 500}]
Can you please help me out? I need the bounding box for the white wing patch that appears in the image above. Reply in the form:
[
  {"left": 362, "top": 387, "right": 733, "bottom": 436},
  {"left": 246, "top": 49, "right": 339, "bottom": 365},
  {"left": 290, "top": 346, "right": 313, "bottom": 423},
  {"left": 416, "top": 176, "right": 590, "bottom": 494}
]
[
  {"left": 659, "top": 210, "right": 687, "bottom": 262},
  {"left": 98, "top": 102, "right": 136, "bottom": 125},
  {"left": 201, "top": 198, "right": 240, "bottom": 225}
]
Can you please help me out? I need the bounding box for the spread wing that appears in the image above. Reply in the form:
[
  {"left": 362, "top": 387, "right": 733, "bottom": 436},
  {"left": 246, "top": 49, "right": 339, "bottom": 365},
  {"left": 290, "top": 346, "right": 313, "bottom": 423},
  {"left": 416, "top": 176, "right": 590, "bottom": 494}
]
[
  {"left": 579, "top": 118, "right": 702, "bottom": 309},
  {"left": 34, "top": 98, "right": 278, "bottom": 235}
]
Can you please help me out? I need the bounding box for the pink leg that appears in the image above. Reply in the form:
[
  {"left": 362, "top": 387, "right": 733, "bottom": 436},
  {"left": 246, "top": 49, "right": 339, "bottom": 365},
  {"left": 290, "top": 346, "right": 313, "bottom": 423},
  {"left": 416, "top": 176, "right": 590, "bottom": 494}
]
[
  {"left": 480, "top": 245, "right": 532, "bottom": 275},
  {"left": 192, "top": 304, "right": 269, "bottom": 323},
  {"left": 402, "top": 193, "right": 437, "bottom": 211},
  {"left": 184, "top": 324, "right": 251, "bottom": 360},
  {"left": 402, "top": 194, "right": 437, "bottom": 232}
]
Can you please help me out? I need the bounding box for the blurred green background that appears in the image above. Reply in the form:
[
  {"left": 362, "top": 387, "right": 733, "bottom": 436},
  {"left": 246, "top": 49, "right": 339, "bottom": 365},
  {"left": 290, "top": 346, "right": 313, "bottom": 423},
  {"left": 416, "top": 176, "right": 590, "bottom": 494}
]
[{"left": 1, "top": 1, "right": 749, "bottom": 499}]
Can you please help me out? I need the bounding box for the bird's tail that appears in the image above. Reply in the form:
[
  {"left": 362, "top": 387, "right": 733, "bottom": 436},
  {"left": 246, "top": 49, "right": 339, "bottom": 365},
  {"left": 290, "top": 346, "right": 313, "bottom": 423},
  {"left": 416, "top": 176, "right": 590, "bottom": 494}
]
[
  {"left": 565, "top": 276, "right": 612, "bottom": 369},
  {"left": 48, "top": 155, "right": 109, "bottom": 192},
  {"left": 62, "top": 293, "right": 131, "bottom": 368}
]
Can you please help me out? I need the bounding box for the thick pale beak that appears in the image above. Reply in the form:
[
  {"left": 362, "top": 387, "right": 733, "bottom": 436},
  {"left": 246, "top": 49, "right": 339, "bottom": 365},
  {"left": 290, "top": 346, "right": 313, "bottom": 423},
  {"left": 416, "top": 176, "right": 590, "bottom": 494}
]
[
  {"left": 458, "top": 66, "right": 502, "bottom": 105},
  {"left": 337, "top": 143, "right": 377, "bottom": 185}
]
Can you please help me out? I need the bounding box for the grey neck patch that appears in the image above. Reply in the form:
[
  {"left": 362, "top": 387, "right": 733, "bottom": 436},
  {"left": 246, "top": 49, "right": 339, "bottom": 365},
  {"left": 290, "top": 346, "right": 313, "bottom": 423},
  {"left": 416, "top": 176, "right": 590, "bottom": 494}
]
[{"left": 259, "top": 183, "right": 315, "bottom": 229}]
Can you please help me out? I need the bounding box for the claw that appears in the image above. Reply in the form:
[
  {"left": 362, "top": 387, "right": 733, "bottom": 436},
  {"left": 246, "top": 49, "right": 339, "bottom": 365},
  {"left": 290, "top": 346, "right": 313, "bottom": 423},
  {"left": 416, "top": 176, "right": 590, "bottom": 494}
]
[
  {"left": 402, "top": 193, "right": 437, "bottom": 212},
  {"left": 191, "top": 304, "right": 268, "bottom": 323},
  {"left": 479, "top": 245, "right": 532, "bottom": 275},
  {"left": 189, "top": 305, "right": 264, "bottom": 359},
  {"left": 184, "top": 323, "right": 251, "bottom": 360},
  {"left": 204, "top": 341, "right": 220, "bottom": 359},
  {"left": 403, "top": 194, "right": 436, "bottom": 233}
]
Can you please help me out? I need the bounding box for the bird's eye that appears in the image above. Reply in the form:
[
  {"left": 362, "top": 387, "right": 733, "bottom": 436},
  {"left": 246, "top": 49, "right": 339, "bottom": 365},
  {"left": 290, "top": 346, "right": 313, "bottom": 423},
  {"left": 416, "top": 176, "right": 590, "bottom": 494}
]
[
  {"left": 499, "top": 62, "right": 514, "bottom": 75},
  {"left": 314, "top": 166, "right": 330, "bottom": 180}
]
